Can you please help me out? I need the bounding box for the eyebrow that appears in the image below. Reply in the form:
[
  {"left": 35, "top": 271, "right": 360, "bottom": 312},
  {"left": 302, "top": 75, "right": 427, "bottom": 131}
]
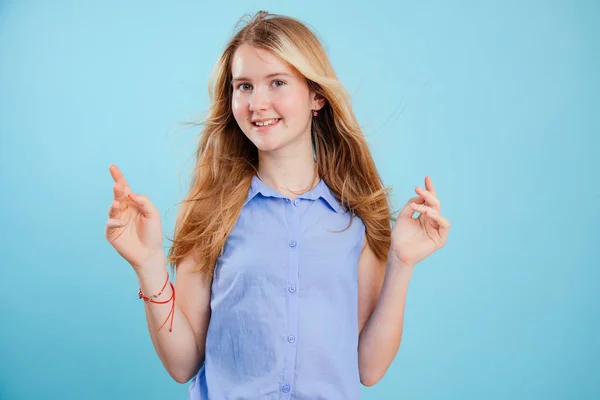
[{"left": 231, "top": 72, "right": 292, "bottom": 84}]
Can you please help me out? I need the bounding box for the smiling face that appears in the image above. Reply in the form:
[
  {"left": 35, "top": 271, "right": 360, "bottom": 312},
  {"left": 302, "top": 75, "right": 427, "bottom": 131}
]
[{"left": 230, "top": 44, "right": 324, "bottom": 154}]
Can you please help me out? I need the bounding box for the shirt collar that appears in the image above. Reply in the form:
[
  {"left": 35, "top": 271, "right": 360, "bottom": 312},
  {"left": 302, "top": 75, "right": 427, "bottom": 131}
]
[{"left": 244, "top": 175, "right": 344, "bottom": 213}]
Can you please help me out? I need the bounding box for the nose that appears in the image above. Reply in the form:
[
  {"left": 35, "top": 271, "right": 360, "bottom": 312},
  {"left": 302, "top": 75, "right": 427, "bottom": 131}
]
[{"left": 248, "top": 86, "right": 270, "bottom": 112}]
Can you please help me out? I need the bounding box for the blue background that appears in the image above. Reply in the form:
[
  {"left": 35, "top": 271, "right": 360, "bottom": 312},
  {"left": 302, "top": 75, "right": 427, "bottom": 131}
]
[{"left": 1, "top": 0, "right": 598, "bottom": 399}]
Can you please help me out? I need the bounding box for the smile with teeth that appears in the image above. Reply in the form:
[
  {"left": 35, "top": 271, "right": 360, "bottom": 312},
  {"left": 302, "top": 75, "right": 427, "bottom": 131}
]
[{"left": 253, "top": 118, "right": 280, "bottom": 127}]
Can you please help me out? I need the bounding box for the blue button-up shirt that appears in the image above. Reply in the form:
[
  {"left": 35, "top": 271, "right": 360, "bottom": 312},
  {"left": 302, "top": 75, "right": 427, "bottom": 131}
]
[{"left": 188, "top": 175, "right": 366, "bottom": 399}]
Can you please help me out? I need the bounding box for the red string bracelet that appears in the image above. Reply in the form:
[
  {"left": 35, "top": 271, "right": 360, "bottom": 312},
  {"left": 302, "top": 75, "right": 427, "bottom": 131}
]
[{"left": 138, "top": 273, "right": 176, "bottom": 333}]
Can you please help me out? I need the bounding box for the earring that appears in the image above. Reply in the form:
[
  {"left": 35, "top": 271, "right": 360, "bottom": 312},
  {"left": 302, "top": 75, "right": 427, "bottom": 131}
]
[{"left": 313, "top": 110, "right": 318, "bottom": 117}]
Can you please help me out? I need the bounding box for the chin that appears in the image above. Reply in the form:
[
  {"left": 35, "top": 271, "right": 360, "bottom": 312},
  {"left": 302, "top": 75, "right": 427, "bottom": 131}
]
[
  {"left": 253, "top": 139, "right": 285, "bottom": 153},
  {"left": 246, "top": 131, "right": 285, "bottom": 153}
]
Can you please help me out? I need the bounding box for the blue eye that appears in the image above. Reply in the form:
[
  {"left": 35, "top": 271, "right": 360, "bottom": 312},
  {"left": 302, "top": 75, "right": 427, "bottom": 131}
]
[
  {"left": 272, "top": 80, "right": 285, "bottom": 87},
  {"left": 238, "top": 83, "right": 252, "bottom": 91}
]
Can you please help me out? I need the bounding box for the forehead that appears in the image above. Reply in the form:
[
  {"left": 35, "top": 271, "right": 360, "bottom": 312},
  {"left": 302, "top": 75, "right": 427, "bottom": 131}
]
[{"left": 231, "top": 44, "right": 295, "bottom": 78}]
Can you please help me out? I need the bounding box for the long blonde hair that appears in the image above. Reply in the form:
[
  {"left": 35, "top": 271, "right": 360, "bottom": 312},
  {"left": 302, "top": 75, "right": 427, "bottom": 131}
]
[{"left": 167, "top": 11, "right": 393, "bottom": 280}]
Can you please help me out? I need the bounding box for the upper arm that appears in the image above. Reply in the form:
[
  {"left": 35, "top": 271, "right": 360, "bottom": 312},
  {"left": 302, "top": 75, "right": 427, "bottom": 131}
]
[
  {"left": 357, "top": 239, "right": 386, "bottom": 335},
  {"left": 174, "top": 253, "right": 212, "bottom": 362}
]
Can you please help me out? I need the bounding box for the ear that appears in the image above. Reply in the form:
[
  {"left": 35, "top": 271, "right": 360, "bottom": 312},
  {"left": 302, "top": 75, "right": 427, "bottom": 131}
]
[{"left": 311, "top": 92, "right": 326, "bottom": 111}]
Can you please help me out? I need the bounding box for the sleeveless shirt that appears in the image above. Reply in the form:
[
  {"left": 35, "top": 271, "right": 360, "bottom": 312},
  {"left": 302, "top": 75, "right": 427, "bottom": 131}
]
[{"left": 188, "top": 175, "right": 366, "bottom": 399}]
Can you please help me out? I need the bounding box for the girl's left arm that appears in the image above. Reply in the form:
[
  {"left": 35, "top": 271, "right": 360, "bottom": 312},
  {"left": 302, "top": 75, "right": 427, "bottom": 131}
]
[{"left": 357, "top": 176, "right": 450, "bottom": 386}]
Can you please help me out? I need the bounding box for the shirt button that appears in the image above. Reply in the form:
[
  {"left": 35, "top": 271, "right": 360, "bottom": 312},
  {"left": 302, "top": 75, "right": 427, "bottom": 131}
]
[
  {"left": 293, "top": 198, "right": 301, "bottom": 207},
  {"left": 282, "top": 384, "right": 291, "bottom": 393},
  {"left": 289, "top": 240, "right": 297, "bottom": 248},
  {"left": 287, "top": 335, "right": 296, "bottom": 343},
  {"left": 288, "top": 285, "right": 296, "bottom": 293}
]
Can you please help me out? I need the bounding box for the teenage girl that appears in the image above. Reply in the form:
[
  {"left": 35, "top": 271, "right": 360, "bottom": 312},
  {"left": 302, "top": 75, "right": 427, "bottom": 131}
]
[{"left": 106, "top": 11, "right": 450, "bottom": 400}]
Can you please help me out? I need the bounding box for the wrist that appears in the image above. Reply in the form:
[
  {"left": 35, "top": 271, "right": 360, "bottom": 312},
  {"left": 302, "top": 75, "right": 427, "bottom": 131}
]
[
  {"left": 388, "top": 249, "right": 416, "bottom": 270},
  {"left": 134, "top": 252, "right": 168, "bottom": 282},
  {"left": 136, "top": 263, "right": 171, "bottom": 303}
]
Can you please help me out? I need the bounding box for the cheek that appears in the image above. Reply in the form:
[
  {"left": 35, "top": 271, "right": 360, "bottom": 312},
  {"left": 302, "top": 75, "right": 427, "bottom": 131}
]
[
  {"left": 231, "top": 95, "right": 248, "bottom": 122},
  {"left": 274, "top": 93, "right": 305, "bottom": 118}
]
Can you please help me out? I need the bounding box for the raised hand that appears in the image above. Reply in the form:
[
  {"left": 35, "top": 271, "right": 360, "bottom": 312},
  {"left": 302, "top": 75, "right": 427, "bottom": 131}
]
[
  {"left": 390, "top": 176, "right": 450, "bottom": 267},
  {"left": 105, "top": 164, "right": 164, "bottom": 270}
]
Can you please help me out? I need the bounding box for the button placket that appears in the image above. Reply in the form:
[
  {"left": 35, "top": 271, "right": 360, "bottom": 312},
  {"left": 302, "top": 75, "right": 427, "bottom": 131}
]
[{"left": 282, "top": 194, "right": 300, "bottom": 397}]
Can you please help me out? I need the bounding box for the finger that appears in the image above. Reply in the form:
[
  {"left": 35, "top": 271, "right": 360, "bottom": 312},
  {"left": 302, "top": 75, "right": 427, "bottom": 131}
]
[
  {"left": 110, "top": 165, "right": 133, "bottom": 204},
  {"left": 109, "top": 164, "right": 131, "bottom": 188},
  {"left": 113, "top": 184, "right": 130, "bottom": 212},
  {"left": 398, "top": 196, "right": 425, "bottom": 218},
  {"left": 113, "top": 177, "right": 134, "bottom": 200},
  {"left": 108, "top": 200, "right": 121, "bottom": 218},
  {"left": 415, "top": 186, "right": 441, "bottom": 212},
  {"left": 422, "top": 209, "right": 451, "bottom": 240},
  {"left": 127, "top": 193, "right": 156, "bottom": 216},
  {"left": 410, "top": 202, "right": 437, "bottom": 217},
  {"left": 437, "top": 216, "right": 451, "bottom": 240},
  {"left": 424, "top": 176, "right": 437, "bottom": 198},
  {"left": 106, "top": 218, "right": 126, "bottom": 229},
  {"left": 410, "top": 203, "right": 451, "bottom": 238}
]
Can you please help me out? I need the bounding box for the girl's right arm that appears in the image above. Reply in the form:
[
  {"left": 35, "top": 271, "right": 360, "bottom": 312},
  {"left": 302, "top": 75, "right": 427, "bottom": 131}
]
[{"left": 105, "top": 165, "right": 211, "bottom": 384}]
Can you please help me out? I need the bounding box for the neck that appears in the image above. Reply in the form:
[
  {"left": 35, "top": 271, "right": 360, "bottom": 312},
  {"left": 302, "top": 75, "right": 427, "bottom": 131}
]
[{"left": 257, "top": 138, "right": 318, "bottom": 198}]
